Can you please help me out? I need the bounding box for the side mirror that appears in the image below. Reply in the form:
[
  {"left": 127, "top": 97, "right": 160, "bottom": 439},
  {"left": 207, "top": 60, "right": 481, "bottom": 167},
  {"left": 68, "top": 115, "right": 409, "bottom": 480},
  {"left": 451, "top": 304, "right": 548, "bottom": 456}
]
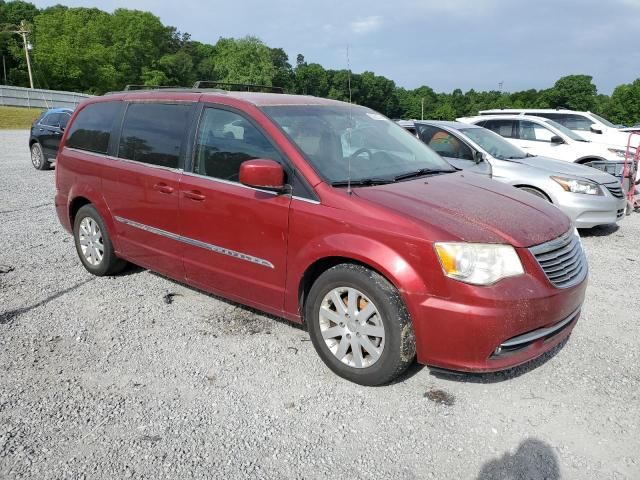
[
  {"left": 590, "top": 124, "right": 603, "bottom": 134},
  {"left": 550, "top": 135, "right": 564, "bottom": 144},
  {"left": 474, "top": 151, "right": 485, "bottom": 164},
  {"left": 239, "top": 159, "right": 286, "bottom": 192}
]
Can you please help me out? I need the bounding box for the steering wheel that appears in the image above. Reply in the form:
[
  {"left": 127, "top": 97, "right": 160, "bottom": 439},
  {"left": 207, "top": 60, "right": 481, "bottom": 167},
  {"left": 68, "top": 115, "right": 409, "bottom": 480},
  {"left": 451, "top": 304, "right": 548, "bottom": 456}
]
[{"left": 349, "top": 148, "right": 373, "bottom": 160}]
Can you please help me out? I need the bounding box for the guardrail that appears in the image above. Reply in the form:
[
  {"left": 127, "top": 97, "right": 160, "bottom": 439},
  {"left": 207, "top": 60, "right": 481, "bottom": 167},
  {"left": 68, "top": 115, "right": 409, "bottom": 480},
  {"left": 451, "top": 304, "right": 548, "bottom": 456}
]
[{"left": 0, "top": 85, "right": 92, "bottom": 109}]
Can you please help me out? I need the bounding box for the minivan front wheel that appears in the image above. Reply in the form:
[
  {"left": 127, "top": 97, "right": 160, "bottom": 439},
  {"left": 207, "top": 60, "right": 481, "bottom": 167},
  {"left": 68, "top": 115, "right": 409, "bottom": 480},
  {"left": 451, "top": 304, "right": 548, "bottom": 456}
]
[
  {"left": 306, "top": 264, "right": 416, "bottom": 386},
  {"left": 30, "top": 142, "right": 50, "bottom": 170},
  {"left": 73, "top": 204, "right": 127, "bottom": 276}
]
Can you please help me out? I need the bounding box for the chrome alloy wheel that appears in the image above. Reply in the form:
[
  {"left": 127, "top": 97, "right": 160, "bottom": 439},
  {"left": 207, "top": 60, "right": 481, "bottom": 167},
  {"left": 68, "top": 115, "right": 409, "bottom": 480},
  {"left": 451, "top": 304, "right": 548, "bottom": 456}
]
[
  {"left": 319, "top": 287, "right": 385, "bottom": 368},
  {"left": 78, "top": 217, "right": 104, "bottom": 266},
  {"left": 31, "top": 144, "right": 43, "bottom": 168}
]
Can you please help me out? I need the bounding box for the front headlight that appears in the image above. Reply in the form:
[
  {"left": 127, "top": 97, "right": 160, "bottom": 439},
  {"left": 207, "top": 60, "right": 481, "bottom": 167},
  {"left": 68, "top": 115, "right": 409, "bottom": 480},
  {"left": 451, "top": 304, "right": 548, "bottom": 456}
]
[
  {"left": 551, "top": 176, "right": 603, "bottom": 195},
  {"left": 607, "top": 148, "right": 628, "bottom": 159},
  {"left": 434, "top": 243, "right": 524, "bottom": 285}
]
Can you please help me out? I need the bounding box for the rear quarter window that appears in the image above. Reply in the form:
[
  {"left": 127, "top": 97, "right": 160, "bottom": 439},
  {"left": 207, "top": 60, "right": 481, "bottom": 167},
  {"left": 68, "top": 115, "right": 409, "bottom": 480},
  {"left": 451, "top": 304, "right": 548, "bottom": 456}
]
[{"left": 65, "top": 102, "right": 122, "bottom": 154}]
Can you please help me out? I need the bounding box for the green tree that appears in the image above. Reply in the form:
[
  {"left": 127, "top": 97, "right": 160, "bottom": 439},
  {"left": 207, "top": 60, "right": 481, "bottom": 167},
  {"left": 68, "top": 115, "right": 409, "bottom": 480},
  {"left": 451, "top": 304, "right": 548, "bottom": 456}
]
[
  {"left": 295, "top": 62, "right": 328, "bottom": 96},
  {"left": 33, "top": 6, "right": 117, "bottom": 93},
  {"left": 269, "top": 47, "right": 293, "bottom": 91},
  {"left": 547, "top": 74, "right": 598, "bottom": 110},
  {"left": 604, "top": 79, "right": 640, "bottom": 125},
  {"left": 212, "top": 36, "right": 276, "bottom": 86},
  {"left": 109, "top": 9, "right": 172, "bottom": 87}
]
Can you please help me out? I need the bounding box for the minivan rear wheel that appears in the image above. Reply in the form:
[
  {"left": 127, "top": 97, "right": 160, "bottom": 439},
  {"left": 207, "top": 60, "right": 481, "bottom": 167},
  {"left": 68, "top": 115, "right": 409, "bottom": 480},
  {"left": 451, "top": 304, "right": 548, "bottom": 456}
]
[
  {"left": 73, "top": 204, "right": 127, "bottom": 276},
  {"left": 30, "top": 142, "right": 50, "bottom": 170},
  {"left": 305, "top": 264, "right": 416, "bottom": 386}
]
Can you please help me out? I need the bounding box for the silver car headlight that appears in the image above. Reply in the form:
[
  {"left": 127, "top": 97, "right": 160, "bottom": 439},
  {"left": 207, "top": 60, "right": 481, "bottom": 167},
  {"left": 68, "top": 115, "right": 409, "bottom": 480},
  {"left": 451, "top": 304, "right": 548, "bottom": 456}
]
[
  {"left": 551, "top": 176, "right": 603, "bottom": 195},
  {"left": 434, "top": 243, "right": 524, "bottom": 285}
]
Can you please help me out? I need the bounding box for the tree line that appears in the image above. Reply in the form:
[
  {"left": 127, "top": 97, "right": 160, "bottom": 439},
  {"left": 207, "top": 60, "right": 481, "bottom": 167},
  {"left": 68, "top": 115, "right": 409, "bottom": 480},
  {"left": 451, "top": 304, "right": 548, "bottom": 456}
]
[{"left": 1, "top": 0, "right": 639, "bottom": 125}]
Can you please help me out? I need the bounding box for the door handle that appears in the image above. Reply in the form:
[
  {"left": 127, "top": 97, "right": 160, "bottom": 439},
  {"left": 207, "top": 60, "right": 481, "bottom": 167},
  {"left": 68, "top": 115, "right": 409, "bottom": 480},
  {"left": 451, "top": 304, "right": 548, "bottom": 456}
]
[
  {"left": 183, "top": 190, "right": 206, "bottom": 201},
  {"left": 153, "top": 183, "right": 174, "bottom": 194}
]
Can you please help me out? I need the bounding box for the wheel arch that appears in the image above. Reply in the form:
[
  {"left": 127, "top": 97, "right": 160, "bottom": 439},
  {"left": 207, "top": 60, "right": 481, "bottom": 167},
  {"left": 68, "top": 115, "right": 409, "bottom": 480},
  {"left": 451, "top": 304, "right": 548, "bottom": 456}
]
[
  {"left": 292, "top": 235, "right": 429, "bottom": 323},
  {"left": 65, "top": 186, "right": 121, "bottom": 253},
  {"left": 575, "top": 156, "right": 605, "bottom": 165},
  {"left": 298, "top": 256, "right": 391, "bottom": 318},
  {"left": 513, "top": 184, "right": 552, "bottom": 202}
]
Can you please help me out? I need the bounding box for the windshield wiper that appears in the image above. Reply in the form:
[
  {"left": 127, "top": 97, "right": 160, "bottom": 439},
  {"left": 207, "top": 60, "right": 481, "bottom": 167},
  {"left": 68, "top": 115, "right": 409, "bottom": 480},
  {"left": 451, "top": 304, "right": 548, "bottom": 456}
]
[
  {"left": 394, "top": 168, "right": 455, "bottom": 181},
  {"left": 331, "top": 178, "right": 394, "bottom": 187}
]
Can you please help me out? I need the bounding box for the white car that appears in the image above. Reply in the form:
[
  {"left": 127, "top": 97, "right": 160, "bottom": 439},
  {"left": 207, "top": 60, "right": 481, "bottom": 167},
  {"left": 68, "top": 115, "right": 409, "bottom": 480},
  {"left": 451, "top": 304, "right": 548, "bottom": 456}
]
[
  {"left": 457, "top": 114, "right": 628, "bottom": 164},
  {"left": 475, "top": 108, "right": 634, "bottom": 149}
]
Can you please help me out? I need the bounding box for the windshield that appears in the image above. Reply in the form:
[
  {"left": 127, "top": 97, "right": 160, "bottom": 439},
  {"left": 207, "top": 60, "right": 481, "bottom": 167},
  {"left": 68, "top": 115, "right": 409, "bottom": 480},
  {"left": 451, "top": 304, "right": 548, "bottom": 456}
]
[
  {"left": 261, "top": 105, "right": 455, "bottom": 184},
  {"left": 543, "top": 119, "right": 589, "bottom": 142},
  {"left": 589, "top": 112, "right": 617, "bottom": 128},
  {"left": 458, "top": 127, "right": 527, "bottom": 160}
]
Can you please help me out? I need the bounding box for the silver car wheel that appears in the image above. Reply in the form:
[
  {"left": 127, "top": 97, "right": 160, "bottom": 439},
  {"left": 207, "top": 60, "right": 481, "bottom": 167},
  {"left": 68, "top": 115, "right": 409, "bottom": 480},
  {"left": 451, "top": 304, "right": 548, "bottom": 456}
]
[
  {"left": 319, "top": 287, "right": 385, "bottom": 368},
  {"left": 31, "top": 143, "right": 43, "bottom": 168},
  {"left": 78, "top": 217, "right": 104, "bottom": 266}
]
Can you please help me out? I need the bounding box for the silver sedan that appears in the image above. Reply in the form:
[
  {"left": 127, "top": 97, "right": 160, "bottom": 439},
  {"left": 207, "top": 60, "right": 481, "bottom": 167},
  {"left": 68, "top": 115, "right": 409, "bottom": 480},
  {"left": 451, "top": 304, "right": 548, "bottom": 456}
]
[{"left": 400, "top": 120, "right": 626, "bottom": 229}]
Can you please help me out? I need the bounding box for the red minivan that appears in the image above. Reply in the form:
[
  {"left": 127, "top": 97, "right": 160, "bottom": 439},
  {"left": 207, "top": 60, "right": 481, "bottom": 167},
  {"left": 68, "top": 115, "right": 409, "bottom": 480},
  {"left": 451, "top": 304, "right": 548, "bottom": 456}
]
[{"left": 55, "top": 90, "right": 587, "bottom": 385}]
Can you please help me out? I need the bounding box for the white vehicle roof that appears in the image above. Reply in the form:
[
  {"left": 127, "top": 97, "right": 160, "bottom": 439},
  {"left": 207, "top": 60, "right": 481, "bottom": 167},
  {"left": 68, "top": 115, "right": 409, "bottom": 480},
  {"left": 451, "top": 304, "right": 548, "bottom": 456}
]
[{"left": 478, "top": 108, "right": 594, "bottom": 115}]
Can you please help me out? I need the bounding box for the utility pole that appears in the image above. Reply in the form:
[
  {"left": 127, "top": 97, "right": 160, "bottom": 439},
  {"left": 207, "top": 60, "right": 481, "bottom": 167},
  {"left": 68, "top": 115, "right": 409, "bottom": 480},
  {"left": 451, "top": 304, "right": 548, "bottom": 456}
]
[
  {"left": 2, "top": 55, "right": 6, "bottom": 85},
  {"left": 12, "top": 21, "right": 34, "bottom": 89},
  {"left": 421, "top": 97, "right": 424, "bottom": 120}
]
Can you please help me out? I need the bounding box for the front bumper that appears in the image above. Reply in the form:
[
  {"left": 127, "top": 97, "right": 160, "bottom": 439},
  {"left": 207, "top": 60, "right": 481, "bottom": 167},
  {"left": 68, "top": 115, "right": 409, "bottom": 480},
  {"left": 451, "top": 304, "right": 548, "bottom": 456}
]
[
  {"left": 553, "top": 191, "right": 626, "bottom": 228},
  {"left": 407, "top": 249, "right": 587, "bottom": 372}
]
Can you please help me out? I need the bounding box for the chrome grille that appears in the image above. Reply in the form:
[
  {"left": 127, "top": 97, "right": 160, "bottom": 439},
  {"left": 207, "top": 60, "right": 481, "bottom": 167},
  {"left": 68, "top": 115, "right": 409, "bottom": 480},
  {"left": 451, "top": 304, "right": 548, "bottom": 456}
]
[
  {"left": 603, "top": 182, "right": 624, "bottom": 199},
  {"left": 529, "top": 229, "right": 588, "bottom": 288}
]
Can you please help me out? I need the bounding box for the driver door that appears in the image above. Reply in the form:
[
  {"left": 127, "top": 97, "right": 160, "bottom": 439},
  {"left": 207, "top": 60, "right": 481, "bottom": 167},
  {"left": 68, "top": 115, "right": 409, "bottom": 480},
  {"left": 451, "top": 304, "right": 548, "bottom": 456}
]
[{"left": 179, "top": 105, "right": 291, "bottom": 312}]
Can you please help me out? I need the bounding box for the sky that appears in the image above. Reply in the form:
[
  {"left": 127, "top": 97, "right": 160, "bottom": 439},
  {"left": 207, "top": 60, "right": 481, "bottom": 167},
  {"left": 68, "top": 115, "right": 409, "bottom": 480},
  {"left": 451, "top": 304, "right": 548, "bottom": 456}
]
[{"left": 32, "top": 0, "right": 640, "bottom": 94}]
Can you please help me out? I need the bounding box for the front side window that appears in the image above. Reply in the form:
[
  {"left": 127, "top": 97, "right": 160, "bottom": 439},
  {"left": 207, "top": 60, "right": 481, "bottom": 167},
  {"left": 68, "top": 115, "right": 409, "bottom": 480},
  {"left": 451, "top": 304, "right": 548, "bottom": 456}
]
[
  {"left": 458, "top": 127, "right": 528, "bottom": 160},
  {"left": 542, "top": 119, "right": 588, "bottom": 141},
  {"left": 59, "top": 113, "right": 71, "bottom": 129},
  {"left": 518, "top": 120, "right": 554, "bottom": 142},
  {"left": 262, "top": 105, "right": 454, "bottom": 184},
  {"left": 41, "top": 113, "right": 60, "bottom": 127},
  {"left": 481, "top": 119, "right": 516, "bottom": 138},
  {"left": 193, "top": 108, "right": 283, "bottom": 182},
  {"left": 537, "top": 113, "right": 593, "bottom": 131},
  {"left": 65, "top": 102, "right": 122, "bottom": 154},
  {"left": 118, "top": 103, "right": 191, "bottom": 169},
  {"left": 416, "top": 125, "right": 473, "bottom": 160}
]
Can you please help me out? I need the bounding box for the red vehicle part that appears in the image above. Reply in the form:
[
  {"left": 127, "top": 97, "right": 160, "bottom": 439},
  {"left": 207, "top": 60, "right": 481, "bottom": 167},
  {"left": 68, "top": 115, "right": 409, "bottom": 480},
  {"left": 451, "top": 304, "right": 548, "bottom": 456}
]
[
  {"left": 622, "top": 133, "right": 640, "bottom": 211},
  {"left": 54, "top": 90, "right": 587, "bottom": 376}
]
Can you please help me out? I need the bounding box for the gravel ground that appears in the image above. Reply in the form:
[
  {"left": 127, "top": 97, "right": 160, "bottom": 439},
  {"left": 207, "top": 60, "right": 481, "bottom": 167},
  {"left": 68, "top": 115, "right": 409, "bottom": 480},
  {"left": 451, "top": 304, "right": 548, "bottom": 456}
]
[{"left": 1, "top": 129, "right": 638, "bottom": 479}]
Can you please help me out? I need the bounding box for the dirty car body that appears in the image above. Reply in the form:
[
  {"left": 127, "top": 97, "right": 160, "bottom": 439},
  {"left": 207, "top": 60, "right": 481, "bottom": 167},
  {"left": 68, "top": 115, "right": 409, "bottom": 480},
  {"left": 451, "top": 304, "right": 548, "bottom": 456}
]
[{"left": 54, "top": 91, "right": 587, "bottom": 384}]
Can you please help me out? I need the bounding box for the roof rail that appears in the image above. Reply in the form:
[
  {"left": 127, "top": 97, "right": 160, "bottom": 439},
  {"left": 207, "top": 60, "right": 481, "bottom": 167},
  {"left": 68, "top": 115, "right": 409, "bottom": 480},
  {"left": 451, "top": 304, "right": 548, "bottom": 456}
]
[
  {"left": 192, "top": 81, "right": 284, "bottom": 93},
  {"left": 123, "top": 84, "right": 181, "bottom": 91}
]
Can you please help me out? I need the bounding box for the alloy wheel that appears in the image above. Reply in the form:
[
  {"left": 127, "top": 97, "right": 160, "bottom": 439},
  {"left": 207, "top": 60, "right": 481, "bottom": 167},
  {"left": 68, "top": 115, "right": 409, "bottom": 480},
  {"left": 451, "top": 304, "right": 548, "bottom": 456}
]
[
  {"left": 78, "top": 217, "right": 104, "bottom": 266},
  {"left": 318, "top": 287, "right": 385, "bottom": 368}
]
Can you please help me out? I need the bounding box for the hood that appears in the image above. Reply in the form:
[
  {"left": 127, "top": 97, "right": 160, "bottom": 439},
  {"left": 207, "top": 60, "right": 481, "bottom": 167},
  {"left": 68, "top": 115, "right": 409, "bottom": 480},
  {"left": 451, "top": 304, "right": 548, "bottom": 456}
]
[
  {"left": 354, "top": 172, "right": 571, "bottom": 248},
  {"left": 511, "top": 156, "right": 618, "bottom": 184}
]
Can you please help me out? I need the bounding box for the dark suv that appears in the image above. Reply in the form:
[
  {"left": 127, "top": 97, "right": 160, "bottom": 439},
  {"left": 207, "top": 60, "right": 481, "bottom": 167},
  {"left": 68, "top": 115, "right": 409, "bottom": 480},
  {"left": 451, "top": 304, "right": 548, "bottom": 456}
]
[
  {"left": 54, "top": 90, "right": 587, "bottom": 385},
  {"left": 29, "top": 107, "right": 73, "bottom": 170}
]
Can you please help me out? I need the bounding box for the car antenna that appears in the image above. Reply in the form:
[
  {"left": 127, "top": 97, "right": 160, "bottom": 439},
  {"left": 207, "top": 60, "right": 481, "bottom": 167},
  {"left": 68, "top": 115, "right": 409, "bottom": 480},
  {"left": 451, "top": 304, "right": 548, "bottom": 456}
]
[{"left": 347, "top": 45, "right": 353, "bottom": 195}]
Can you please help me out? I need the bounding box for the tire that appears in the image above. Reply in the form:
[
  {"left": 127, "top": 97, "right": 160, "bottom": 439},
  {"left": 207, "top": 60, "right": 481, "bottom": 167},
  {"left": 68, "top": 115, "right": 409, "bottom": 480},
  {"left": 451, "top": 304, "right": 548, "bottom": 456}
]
[
  {"left": 73, "top": 204, "right": 127, "bottom": 276},
  {"left": 305, "top": 264, "right": 416, "bottom": 386},
  {"left": 518, "top": 186, "right": 550, "bottom": 202},
  {"left": 30, "top": 142, "right": 50, "bottom": 170}
]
